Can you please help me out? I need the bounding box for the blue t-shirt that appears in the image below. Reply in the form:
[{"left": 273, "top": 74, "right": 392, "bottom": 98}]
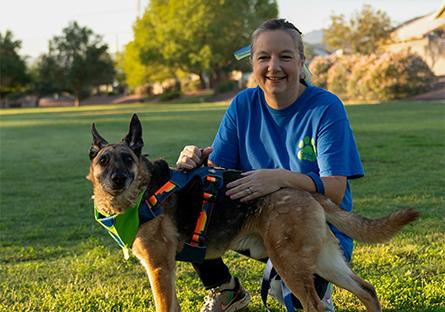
[{"left": 209, "top": 86, "right": 364, "bottom": 261}]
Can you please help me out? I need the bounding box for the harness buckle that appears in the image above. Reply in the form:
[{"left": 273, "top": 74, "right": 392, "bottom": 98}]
[{"left": 203, "top": 192, "right": 216, "bottom": 202}]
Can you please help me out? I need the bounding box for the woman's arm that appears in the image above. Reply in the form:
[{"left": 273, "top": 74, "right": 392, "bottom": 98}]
[{"left": 225, "top": 169, "right": 346, "bottom": 205}]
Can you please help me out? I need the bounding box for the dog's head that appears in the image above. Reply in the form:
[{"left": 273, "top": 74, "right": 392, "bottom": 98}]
[{"left": 87, "top": 114, "right": 145, "bottom": 197}]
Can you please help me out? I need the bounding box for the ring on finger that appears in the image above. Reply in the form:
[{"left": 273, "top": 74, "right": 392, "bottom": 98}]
[{"left": 247, "top": 187, "right": 253, "bottom": 195}]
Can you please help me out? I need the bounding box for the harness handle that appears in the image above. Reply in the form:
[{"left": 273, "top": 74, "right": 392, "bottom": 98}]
[{"left": 199, "top": 148, "right": 210, "bottom": 167}]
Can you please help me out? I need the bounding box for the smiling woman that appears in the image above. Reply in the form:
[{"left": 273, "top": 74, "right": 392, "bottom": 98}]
[{"left": 175, "top": 18, "right": 364, "bottom": 312}]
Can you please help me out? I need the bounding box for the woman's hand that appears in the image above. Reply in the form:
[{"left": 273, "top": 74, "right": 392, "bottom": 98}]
[
  {"left": 225, "top": 169, "right": 285, "bottom": 202},
  {"left": 176, "top": 145, "right": 213, "bottom": 170}
]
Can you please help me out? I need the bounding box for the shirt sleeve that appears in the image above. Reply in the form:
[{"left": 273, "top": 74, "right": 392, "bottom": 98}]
[
  {"left": 209, "top": 101, "right": 240, "bottom": 169},
  {"left": 316, "top": 100, "right": 364, "bottom": 179}
]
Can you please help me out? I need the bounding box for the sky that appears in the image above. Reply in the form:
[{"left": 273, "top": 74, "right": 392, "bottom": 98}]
[{"left": 0, "top": 0, "right": 443, "bottom": 61}]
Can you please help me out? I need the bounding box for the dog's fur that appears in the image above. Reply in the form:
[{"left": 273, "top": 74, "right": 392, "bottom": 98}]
[{"left": 87, "top": 115, "right": 419, "bottom": 312}]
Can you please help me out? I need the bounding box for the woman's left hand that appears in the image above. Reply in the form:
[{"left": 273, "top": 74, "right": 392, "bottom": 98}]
[{"left": 225, "top": 169, "right": 285, "bottom": 202}]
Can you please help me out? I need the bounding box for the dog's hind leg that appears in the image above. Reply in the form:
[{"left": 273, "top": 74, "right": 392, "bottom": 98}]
[
  {"left": 132, "top": 217, "right": 181, "bottom": 312},
  {"left": 315, "top": 233, "right": 381, "bottom": 312},
  {"left": 261, "top": 215, "right": 325, "bottom": 311},
  {"left": 265, "top": 240, "right": 324, "bottom": 312}
]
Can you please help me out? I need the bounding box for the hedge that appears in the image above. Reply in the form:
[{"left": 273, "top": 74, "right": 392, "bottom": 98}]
[{"left": 309, "top": 51, "right": 435, "bottom": 102}]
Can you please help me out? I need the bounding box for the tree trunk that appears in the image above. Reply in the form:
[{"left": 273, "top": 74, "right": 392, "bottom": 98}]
[
  {"left": 74, "top": 97, "right": 80, "bottom": 106},
  {"left": 0, "top": 95, "right": 6, "bottom": 108},
  {"left": 210, "top": 69, "right": 226, "bottom": 93},
  {"left": 34, "top": 95, "right": 41, "bottom": 107},
  {"left": 199, "top": 72, "right": 209, "bottom": 89},
  {"left": 74, "top": 89, "right": 80, "bottom": 106},
  {"left": 174, "top": 77, "right": 181, "bottom": 92}
]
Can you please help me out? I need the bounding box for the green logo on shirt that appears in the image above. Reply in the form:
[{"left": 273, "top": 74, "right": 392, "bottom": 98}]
[{"left": 297, "top": 136, "right": 317, "bottom": 162}]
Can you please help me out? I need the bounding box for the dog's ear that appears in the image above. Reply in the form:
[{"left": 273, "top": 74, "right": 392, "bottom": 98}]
[
  {"left": 90, "top": 123, "right": 108, "bottom": 160},
  {"left": 123, "top": 114, "right": 144, "bottom": 156}
]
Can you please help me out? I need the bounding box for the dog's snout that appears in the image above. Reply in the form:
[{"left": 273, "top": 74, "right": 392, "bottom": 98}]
[{"left": 111, "top": 171, "right": 128, "bottom": 187}]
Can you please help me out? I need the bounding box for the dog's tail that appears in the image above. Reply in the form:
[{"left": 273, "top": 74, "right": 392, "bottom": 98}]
[{"left": 314, "top": 195, "right": 419, "bottom": 243}]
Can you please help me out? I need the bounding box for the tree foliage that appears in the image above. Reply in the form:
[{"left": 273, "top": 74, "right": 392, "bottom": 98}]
[
  {"left": 30, "top": 54, "right": 64, "bottom": 102},
  {"left": 126, "top": 0, "right": 278, "bottom": 91},
  {"left": 0, "top": 30, "right": 29, "bottom": 103},
  {"left": 119, "top": 40, "right": 172, "bottom": 92},
  {"left": 38, "top": 22, "right": 115, "bottom": 106},
  {"left": 323, "top": 5, "right": 392, "bottom": 55}
]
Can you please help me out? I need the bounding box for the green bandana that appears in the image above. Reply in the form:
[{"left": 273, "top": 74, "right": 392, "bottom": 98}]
[{"left": 94, "top": 191, "right": 145, "bottom": 259}]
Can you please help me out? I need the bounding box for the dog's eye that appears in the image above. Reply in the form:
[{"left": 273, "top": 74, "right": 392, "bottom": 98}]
[
  {"left": 99, "top": 155, "right": 109, "bottom": 166},
  {"left": 122, "top": 154, "right": 134, "bottom": 165}
]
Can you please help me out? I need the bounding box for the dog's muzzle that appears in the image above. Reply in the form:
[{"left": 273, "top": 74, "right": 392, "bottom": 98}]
[
  {"left": 105, "top": 171, "right": 134, "bottom": 194},
  {"left": 111, "top": 172, "right": 128, "bottom": 188}
]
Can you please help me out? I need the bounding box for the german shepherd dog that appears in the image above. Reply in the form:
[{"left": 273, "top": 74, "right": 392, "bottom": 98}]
[{"left": 87, "top": 114, "right": 418, "bottom": 312}]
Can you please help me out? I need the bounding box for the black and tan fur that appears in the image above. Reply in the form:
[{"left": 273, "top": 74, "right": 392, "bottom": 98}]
[{"left": 87, "top": 114, "right": 419, "bottom": 312}]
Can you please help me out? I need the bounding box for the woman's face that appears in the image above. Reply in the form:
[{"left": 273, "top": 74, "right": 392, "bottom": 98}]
[{"left": 252, "top": 30, "right": 304, "bottom": 106}]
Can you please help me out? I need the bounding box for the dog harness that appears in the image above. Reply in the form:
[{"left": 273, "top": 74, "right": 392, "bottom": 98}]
[{"left": 94, "top": 167, "right": 224, "bottom": 261}]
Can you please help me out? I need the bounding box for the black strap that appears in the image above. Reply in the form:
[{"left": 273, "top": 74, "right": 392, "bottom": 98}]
[
  {"left": 177, "top": 170, "right": 223, "bottom": 262},
  {"left": 261, "top": 259, "right": 295, "bottom": 311}
]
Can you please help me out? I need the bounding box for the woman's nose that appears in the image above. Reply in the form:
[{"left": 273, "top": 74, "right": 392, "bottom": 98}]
[{"left": 267, "top": 56, "right": 281, "bottom": 72}]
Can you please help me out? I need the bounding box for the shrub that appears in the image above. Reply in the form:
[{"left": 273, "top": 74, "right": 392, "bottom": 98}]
[
  {"left": 309, "top": 56, "right": 335, "bottom": 89},
  {"left": 180, "top": 76, "right": 202, "bottom": 93},
  {"left": 216, "top": 80, "right": 238, "bottom": 93},
  {"left": 366, "top": 51, "right": 435, "bottom": 100},
  {"left": 347, "top": 54, "right": 379, "bottom": 102},
  {"left": 326, "top": 55, "right": 359, "bottom": 101},
  {"left": 159, "top": 90, "right": 181, "bottom": 102}
]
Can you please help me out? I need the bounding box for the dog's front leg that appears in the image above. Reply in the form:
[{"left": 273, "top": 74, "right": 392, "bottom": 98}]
[{"left": 133, "top": 217, "right": 180, "bottom": 312}]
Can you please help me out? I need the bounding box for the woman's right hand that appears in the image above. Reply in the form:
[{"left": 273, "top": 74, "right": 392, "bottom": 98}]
[{"left": 176, "top": 145, "right": 213, "bottom": 170}]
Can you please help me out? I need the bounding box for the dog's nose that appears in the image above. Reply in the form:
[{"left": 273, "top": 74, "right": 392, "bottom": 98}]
[{"left": 111, "top": 172, "right": 127, "bottom": 187}]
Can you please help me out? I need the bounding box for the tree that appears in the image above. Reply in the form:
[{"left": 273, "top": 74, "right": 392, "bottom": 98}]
[
  {"left": 0, "top": 30, "right": 29, "bottom": 107},
  {"left": 127, "top": 0, "right": 278, "bottom": 91},
  {"left": 304, "top": 44, "right": 316, "bottom": 62},
  {"left": 29, "top": 54, "right": 64, "bottom": 106},
  {"left": 118, "top": 40, "right": 173, "bottom": 93},
  {"left": 44, "top": 21, "right": 115, "bottom": 106},
  {"left": 323, "top": 5, "right": 392, "bottom": 55}
]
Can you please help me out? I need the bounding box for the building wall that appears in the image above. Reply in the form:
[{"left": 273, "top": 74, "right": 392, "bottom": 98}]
[{"left": 386, "top": 37, "right": 445, "bottom": 76}]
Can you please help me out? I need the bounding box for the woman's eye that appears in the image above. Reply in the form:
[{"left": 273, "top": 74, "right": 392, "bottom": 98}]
[{"left": 281, "top": 55, "right": 293, "bottom": 60}]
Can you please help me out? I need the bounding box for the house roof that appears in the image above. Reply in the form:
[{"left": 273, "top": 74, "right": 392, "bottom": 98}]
[
  {"left": 391, "top": 4, "right": 445, "bottom": 42},
  {"left": 435, "top": 4, "right": 445, "bottom": 18}
]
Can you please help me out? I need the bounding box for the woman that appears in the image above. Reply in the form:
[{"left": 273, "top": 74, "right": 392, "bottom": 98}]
[{"left": 176, "top": 19, "right": 364, "bottom": 312}]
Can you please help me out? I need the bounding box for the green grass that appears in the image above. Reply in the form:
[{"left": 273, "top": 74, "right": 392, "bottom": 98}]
[{"left": 1, "top": 100, "right": 444, "bottom": 311}]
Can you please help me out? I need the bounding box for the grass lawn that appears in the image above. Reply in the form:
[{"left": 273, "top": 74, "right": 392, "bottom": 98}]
[{"left": 0, "top": 100, "right": 444, "bottom": 311}]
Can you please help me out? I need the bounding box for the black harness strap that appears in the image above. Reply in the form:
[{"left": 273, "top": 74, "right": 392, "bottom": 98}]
[{"left": 138, "top": 167, "right": 224, "bottom": 263}]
